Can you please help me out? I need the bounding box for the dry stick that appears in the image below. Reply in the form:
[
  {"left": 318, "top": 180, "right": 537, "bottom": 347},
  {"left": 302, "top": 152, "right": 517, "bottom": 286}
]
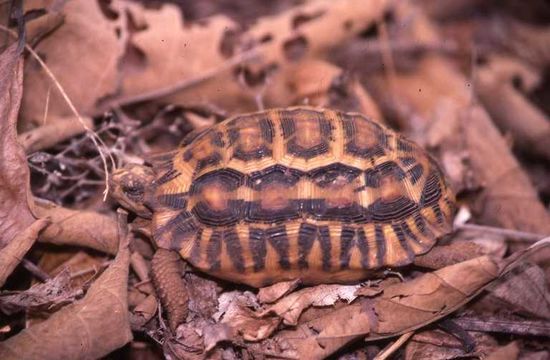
[
  {"left": 98, "top": 49, "right": 259, "bottom": 111},
  {"left": 376, "top": 17, "right": 397, "bottom": 100},
  {"left": 21, "top": 258, "right": 50, "bottom": 282},
  {"left": 454, "top": 317, "right": 550, "bottom": 337},
  {"left": 0, "top": 25, "right": 115, "bottom": 200},
  {"left": 456, "top": 223, "right": 547, "bottom": 242},
  {"left": 69, "top": 260, "right": 113, "bottom": 279},
  {"left": 374, "top": 331, "right": 414, "bottom": 360}
]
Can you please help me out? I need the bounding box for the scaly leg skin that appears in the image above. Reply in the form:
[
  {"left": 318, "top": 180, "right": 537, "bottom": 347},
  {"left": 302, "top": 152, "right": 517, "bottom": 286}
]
[{"left": 151, "top": 248, "right": 189, "bottom": 332}]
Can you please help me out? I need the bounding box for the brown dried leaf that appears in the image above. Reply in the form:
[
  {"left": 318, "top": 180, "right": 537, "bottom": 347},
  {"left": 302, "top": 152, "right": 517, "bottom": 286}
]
[
  {"left": 413, "top": 241, "right": 484, "bottom": 270},
  {"left": 203, "top": 323, "right": 235, "bottom": 352},
  {"left": 479, "top": 263, "right": 550, "bottom": 319},
  {"left": 406, "top": 330, "right": 500, "bottom": 360},
  {"left": 107, "top": 0, "right": 391, "bottom": 114},
  {"left": 21, "top": 0, "right": 125, "bottom": 123},
  {"left": 373, "top": 256, "right": 498, "bottom": 335},
  {"left": 118, "top": 3, "right": 240, "bottom": 108},
  {"left": 215, "top": 291, "right": 280, "bottom": 342},
  {"left": 256, "top": 256, "right": 500, "bottom": 359},
  {"left": 0, "top": 219, "right": 50, "bottom": 288},
  {"left": 0, "top": 229, "right": 133, "bottom": 359},
  {"left": 258, "top": 279, "right": 301, "bottom": 304},
  {"left": 260, "top": 283, "right": 362, "bottom": 326},
  {"left": 0, "top": 44, "right": 36, "bottom": 249},
  {"left": 35, "top": 199, "right": 118, "bottom": 254},
  {"left": 486, "top": 341, "right": 520, "bottom": 360},
  {"left": 0, "top": 269, "right": 80, "bottom": 315},
  {"left": 19, "top": 115, "right": 93, "bottom": 153}
]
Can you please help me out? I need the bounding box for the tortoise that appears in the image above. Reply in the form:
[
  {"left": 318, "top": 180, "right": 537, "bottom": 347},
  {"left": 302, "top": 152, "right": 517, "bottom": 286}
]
[{"left": 110, "top": 107, "right": 455, "bottom": 288}]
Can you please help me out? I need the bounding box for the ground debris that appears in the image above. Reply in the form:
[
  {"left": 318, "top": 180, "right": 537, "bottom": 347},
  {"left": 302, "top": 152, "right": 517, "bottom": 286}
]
[{"left": 1, "top": 0, "right": 550, "bottom": 358}]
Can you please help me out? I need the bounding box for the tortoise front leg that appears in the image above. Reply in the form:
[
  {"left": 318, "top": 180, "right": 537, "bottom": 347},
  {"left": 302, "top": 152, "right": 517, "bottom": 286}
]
[{"left": 151, "top": 248, "right": 189, "bottom": 331}]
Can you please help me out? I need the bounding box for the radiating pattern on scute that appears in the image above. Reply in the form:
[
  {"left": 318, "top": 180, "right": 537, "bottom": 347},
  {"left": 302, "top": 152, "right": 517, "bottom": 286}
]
[{"left": 151, "top": 107, "right": 455, "bottom": 287}]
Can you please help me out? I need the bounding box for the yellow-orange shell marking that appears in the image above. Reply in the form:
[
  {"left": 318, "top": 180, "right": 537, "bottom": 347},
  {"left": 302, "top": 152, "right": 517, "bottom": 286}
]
[{"left": 151, "top": 107, "right": 455, "bottom": 287}]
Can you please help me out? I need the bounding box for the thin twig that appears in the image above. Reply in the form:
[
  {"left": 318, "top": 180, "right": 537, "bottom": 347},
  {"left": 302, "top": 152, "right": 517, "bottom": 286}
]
[
  {"left": 456, "top": 223, "right": 546, "bottom": 242},
  {"left": 454, "top": 316, "right": 550, "bottom": 337},
  {"left": 376, "top": 17, "right": 397, "bottom": 97},
  {"left": 0, "top": 25, "right": 115, "bottom": 200},
  {"left": 21, "top": 258, "right": 50, "bottom": 282},
  {"left": 374, "top": 331, "right": 414, "bottom": 360},
  {"left": 69, "top": 260, "right": 112, "bottom": 279}
]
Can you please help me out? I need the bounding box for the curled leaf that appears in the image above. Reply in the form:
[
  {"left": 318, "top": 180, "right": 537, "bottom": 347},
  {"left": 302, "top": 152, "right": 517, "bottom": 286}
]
[
  {"left": 260, "top": 283, "right": 362, "bottom": 326},
  {"left": 0, "top": 226, "right": 133, "bottom": 359},
  {"left": 255, "top": 256, "right": 501, "bottom": 359},
  {"left": 0, "top": 44, "right": 36, "bottom": 249},
  {"left": 35, "top": 199, "right": 118, "bottom": 254},
  {"left": 0, "top": 219, "right": 50, "bottom": 288}
]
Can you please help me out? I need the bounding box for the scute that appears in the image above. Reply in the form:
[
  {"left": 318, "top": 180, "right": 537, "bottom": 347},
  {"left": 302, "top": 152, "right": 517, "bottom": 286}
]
[{"left": 151, "top": 107, "right": 455, "bottom": 287}]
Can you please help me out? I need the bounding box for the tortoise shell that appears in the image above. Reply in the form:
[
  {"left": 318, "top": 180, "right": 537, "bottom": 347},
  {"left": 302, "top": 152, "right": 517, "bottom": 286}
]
[{"left": 150, "top": 107, "right": 455, "bottom": 287}]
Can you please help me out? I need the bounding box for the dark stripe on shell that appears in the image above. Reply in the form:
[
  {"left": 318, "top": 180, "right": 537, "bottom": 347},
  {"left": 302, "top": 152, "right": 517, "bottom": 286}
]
[
  {"left": 224, "top": 229, "right": 245, "bottom": 273},
  {"left": 391, "top": 223, "right": 414, "bottom": 264},
  {"left": 298, "top": 223, "right": 317, "bottom": 269},
  {"left": 266, "top": 225, "right": 291, "bottom": 270},
  {"left": 399, "top": 157, "right": 417, "bottom": 166},
  {"left": 356, "top": 227, "right": 370, "bottom": 269},
  {"left": 432, "top": 204, "right": 445, "bottom": 225},
  {"left": 156, "top": 192, "right": 188, "bottom": 209},
  {"left": 400, "top": 221, "right": 422, "bottom": 247},
  {"left": 192, "top": 200, "right": 243, "bottom": 227},
  {"left": 397, "top": 138, "right": 414, "bottom": 152},
  {"left": 374, "top": 224, "right": 386, "bottom": 267},
  {"left": 260, "top": 116, "right": 275, "bottom": 142},
  {"left": 420, "top": 171, "right": 442, "bottom": 207},
  {"left": 319, "top": 226, "right": 332, "bottom": 271},
  {"left": 286, "top": 140, "right": 330, "bottom": 160},
  {"left": 156, "top": 169, "right": 181, "bottom": 185},
  {"left": 189, "top": 228, "right": 203, "bottom": 264},
  {"left": 368, "top": 196, "right": 418, "bottom": 222},
  {"left": 339, "top": 226, "right": 355, "bottom": 269},
  {"left": 309, "top": 163, "right": 361, "bottom": 188},
  {"left": 249, "top": 228, "right": 267, "bottom": 272},
  {"left": 408, "top": 164, "right": 424, "bottom": 185},
  {"left": 207, "top": 231, "right": 222, "bottom": 271}
]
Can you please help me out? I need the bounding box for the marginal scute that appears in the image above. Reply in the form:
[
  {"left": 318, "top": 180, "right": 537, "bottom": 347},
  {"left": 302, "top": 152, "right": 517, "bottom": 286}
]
[{"left": 151, "top": 107, "right": 456, "bottom": 287}]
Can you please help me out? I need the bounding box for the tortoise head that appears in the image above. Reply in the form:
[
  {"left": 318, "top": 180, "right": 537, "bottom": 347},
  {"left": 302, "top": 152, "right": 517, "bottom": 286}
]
[{"left": 109, "top": 164, "right": 155, "bottom": 218}]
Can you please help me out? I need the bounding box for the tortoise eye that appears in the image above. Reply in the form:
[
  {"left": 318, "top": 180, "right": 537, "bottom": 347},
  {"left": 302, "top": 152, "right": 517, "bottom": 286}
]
[{"left": 123, "top": 184, "right": 143, "bottom": 198}]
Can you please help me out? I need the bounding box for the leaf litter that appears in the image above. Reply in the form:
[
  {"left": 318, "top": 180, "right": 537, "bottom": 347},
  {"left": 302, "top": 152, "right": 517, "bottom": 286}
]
[{"left": 1, "top": 0, "right": 550, "bottom": 359}]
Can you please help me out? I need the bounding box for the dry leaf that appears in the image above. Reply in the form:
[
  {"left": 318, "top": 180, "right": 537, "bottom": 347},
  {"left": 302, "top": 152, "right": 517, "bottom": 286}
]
[
  {"left": 406, "top": 330, "right": 501, "bottom": 360},
  {"left": 0, "top": 228, "right": 133, "bottom": 360},
  {"left": 19, "top": 115, "right": 93, "bottom": 153},
  {"left": 0, "top": 219, "right": 50, "bottom": 288},
  {"left": 35, "top": 199, "right": 118, "bottom": 254},
  {"left": 106, "top": 0, "right": 392, "bottom": 114},
  {"left": 118, "top": 3, "right": 242, "bottom": 108},
  {"left": 21, "top": 0, "right": 125, "bottom": 123},
  {"left": 0, "top": 44, "right": 36, "bottom": 249},
  {"left": 258, "top": 279, "right": 301, "bottom": 304},
  {"left": 254, "top": 256, "right": 500, "bottom": 359},
  {"left": 203, "top": 323, "right": 235, "bottom": 352},
  {"left": 260, "top": 283, "right": 362, "bottom": 326},
  {"left": 215, "top": 291, "right": 280, "bottom": 342},
  {"left": 486, "top": 341, "right": 520, "bottom": 360},
  {"left": 479, "top": 263, "right": 550, "bottom": 319},
  {"left": 0, "top": 269, "right": 80, "bottom": 315}
]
